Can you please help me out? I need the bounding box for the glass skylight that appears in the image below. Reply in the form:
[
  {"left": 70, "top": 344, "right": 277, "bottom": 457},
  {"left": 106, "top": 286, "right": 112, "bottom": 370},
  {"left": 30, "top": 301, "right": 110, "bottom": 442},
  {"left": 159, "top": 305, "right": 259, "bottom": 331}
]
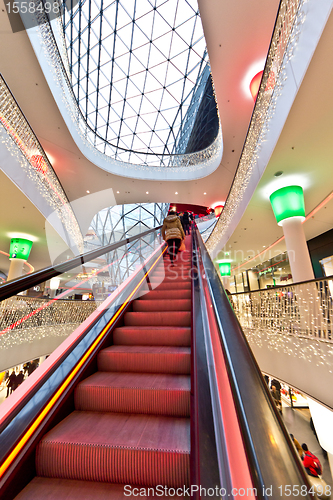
[
  {"left": 88, "top": 202, "right": 169, "bottom": 284},
  {"left": 62, "top": 0, "right": 216, "bottom": 165}
]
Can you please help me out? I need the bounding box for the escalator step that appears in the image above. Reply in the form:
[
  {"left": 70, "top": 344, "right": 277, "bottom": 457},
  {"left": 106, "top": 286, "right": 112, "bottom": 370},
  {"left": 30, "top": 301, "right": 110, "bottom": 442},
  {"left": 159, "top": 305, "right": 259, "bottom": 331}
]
[
  {"left": 113, "top": 326, "right": 191, "bottom": 346},
  {"left": 139, "top": 290, "right": 191, "bottom": 300},
  {"left": 124, "top": 311, "right": 191, "bottom": 327},
  {"left": 97, "top": 346, "right": 191, "bottom": 374},
  {"left": 150, "top": 270, "right": 191, "bottom": 277},
  {"left": 133, "top": 299, "right": 191, "bottom": 312},
  {"left": 153, "top": 282, "right": 191, "bottom": 290},
  {"left": 35, "top": 411, "right": 190, "bottom": 487},
  {"left": 74, "top": 372, "right": 190, "bottom": 416},
  {"left": 15, "top": 478, "right": 170, "bottom": 500}
]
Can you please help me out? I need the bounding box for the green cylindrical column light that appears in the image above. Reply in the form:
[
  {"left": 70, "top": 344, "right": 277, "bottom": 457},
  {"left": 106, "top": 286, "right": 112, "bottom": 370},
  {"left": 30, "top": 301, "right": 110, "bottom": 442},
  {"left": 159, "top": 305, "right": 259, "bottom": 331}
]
[
  {"left": 7, "top": 238, "right": 33, "bottom": 282},
  {"left": 269, "top": 184, "right": 313, "bottom": 283},
  {"left": 269, "top": 185, "right": 305, "bottom": 225},
  {"left": 9, "top": 238, "right": 33, "bottom": 261},
  {"left": 218, "top": 262, "right": 231, "bottom": 277}
]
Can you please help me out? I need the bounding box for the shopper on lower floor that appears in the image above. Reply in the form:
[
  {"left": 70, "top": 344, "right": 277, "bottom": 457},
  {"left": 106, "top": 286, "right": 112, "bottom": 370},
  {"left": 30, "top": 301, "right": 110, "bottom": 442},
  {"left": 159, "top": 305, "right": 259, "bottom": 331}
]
[
  {"left": 6, "top": 370, "right": 17, "bottom": 397},
  {"left": 290, "top": 433, "right": 304, "bottom": 459},
  {"left": 162, "top": 211, "right": 185, "bottom": 265},
  {"left": 302, "top": 443, "right": 323, "bottom": 477},
  {"left": 16, "top": 370, "right": 25, "bottom": 388},
  {"left": 270, "top": 384, "right": 282, "bottom": 414}
]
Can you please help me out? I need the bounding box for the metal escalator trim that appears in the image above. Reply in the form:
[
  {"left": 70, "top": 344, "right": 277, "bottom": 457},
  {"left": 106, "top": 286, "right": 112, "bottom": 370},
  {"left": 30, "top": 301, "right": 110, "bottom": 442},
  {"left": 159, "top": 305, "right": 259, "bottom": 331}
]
[
  {"left": 198, "top": 254, "right": 255, "bottom": 496},
  {"left": 0, "top": 245, "right": 167, "bottom": 479}
]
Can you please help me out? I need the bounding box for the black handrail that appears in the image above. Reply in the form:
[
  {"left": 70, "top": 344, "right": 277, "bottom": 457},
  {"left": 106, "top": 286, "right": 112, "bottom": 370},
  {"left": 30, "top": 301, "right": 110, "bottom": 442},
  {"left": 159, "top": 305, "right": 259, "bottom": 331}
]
[
  {"left": 193, "top": 227, "right": 313, "bottom": 499},
  {"left": 230, "top": 273, "right": 333, "bottom": 295},
  {"left": 0, "top": 226, "right": 161, "bottom": 301}
]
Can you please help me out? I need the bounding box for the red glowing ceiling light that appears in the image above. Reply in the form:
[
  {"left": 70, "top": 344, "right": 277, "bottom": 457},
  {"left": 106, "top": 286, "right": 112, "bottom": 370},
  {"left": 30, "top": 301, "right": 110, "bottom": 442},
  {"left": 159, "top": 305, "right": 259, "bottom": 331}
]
[
  {"left": 30, "top": 154, "right": 48, "bottom": 174},
  {"left": 249, "top": 70, "right": 263, "bottom": 101},
  {"left": 214, "top": 205, "right": 224, "bottom": 218}
]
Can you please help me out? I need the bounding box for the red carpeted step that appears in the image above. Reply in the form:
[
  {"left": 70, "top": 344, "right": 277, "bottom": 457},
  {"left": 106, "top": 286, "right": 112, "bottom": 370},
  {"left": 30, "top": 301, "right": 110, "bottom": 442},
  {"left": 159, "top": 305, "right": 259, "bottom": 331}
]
[
  {"left": 149, "top": 276, "right": 191, "bottom": 283},
  {"left": 15, "top": 478, "right": 161, "bottom": 500},
  {"left": 156, "top": 268, "right": 191, "bottom": 273},
  {"left": 151, "top": 269, "right": 191, "bottom": 275},
  {"left": 150, "top": 272, "right": 192, "bottom": 280},
  {"left": 124, "top": 311, "right": 191, "bottom": 327},
  {"left": 154, "top": 282, "right": 191, "bottom": 290},
  {"left": 150, "top": 273, "right": 191, "bottom": 279},
  {"left": 133, "top": 299, "right": 191, "bottom": 312},
  {"left": 113, "top": 326, "right": 191, "bottom": 346},
  {"left": 98, "top": 345, "right": 191, "bottom": 374},
  {"left": 35, "top": 411, "right": 190, "bottom": 487},
  {"left": 74, "top": 372, "right": 190, "bottom": 416},
  {"left": 140, "top": 290, "right": 191, "bottom": 300}
]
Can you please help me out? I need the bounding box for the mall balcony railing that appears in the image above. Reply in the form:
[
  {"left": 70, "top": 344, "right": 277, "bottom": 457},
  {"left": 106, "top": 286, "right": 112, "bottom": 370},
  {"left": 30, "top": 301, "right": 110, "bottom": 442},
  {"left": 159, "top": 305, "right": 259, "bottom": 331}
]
[{"left": 231, "top": 277, "right": 333, "bottom": 342}]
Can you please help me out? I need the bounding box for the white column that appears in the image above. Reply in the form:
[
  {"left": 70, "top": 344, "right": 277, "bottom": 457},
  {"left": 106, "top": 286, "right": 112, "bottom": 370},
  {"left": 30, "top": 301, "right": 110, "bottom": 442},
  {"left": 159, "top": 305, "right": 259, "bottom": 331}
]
[
  {"left": 307, "top": 398, "right": 333, "bottom": 483},
  {"left": 222, "top": 276, "right": 230, "bottom": 290},
  {"left": 280, "top": 216, "right": 314, "bottom": 282},
  {"left": 7, "top": 259, "right": 25, "bottom": 281},
  {"left": 49, "top": 277, "right": 60, "bottom": 298}
]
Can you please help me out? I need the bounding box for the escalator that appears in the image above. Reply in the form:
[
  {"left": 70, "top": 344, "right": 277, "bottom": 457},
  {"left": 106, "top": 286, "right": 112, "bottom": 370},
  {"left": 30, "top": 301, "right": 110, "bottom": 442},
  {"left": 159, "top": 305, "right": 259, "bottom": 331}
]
[
  {"left": 17, "top": 238, "right": 192, "bottom": 497},
  {"left": 0, "top": 228, "right": 314, "bottom": 499}
]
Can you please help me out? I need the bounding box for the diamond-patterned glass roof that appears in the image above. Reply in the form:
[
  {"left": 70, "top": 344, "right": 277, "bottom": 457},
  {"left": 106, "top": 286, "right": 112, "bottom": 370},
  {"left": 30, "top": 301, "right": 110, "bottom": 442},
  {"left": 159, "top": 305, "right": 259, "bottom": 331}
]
[
  {"left": 89, "top": 202, "right": 169, "bottom": 285},
  {"left": 62, "top": 0, "right": 215, "bottom": 164}
]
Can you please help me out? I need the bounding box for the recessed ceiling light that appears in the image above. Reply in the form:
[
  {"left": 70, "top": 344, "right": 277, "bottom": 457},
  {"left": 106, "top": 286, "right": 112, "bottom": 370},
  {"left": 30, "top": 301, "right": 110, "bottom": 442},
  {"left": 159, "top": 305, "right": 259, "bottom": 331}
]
[
  {"left": 45, "top": 151, "right": 55, "bottom": 164},
  {"left": 175, "top": 192, "right": 178, "bottom": 195},
  {"left": 204, "top": 192, "right": 207, "bottom": 195},
  {"left": 7, "top": 232, "right": 39, "bottom": 242},
  {"left": 116, "top": 191, "right": 120, "bottom": 194},
  {"left": 86, "top": 190, "right": 90, "bottom": 193},
  {"left": 146, "top": 191, "right": 149, "bottom": 194}
]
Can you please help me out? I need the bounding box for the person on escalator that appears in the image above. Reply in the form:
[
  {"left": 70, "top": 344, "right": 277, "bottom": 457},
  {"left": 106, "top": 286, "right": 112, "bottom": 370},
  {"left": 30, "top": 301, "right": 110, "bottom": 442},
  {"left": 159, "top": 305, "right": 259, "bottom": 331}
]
[
  {"left": 290, "top": 434, "right": 304, "bottom": 459},
  {"left": 301, "top": 443, "right": 323, "bottom": 477},
  {"left": 162, "top": 211, "right": 185, "bottom": 265},
  {"left": 182, "top": 211, "right": 191, "bottom": 235}
]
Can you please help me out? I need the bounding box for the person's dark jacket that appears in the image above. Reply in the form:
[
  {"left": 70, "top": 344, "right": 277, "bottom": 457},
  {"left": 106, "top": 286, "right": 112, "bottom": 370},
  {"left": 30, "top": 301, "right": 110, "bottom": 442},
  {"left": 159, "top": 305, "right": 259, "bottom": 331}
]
[
  {"left": 182, "top": 212, "right": 190, "bottom": 224},
  {"left": 7, "top": 372, "right": 17, "bottom": 391}
]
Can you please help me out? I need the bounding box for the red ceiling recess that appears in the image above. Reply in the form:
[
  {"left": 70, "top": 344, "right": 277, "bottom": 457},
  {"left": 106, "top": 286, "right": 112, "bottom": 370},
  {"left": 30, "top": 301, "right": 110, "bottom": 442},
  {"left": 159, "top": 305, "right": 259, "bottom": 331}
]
[
  {"left": 214, "top": 205, "right": 224, "bottom": 217},
  {"left": 249, "top": 70, "right": 263, "bottom": 101},
  {"left": 169, "top": 203, "right": 211, "bottom": 215}
]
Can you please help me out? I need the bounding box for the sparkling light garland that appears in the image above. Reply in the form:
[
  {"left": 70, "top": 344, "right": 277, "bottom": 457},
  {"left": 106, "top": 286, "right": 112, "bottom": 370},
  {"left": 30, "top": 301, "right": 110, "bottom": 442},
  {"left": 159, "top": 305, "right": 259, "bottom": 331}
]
[
  {"left": 233, "top": 277, "right": 333, "bottom": 372},
  {"left": 206, "top": 0, "right": 306, "bottom": 254},
  {"left": 0, "top": 296, "right": 102, "bottom": 350},
  {"left": 0, "top": 76, "right": 83, "bottom": 251}
]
